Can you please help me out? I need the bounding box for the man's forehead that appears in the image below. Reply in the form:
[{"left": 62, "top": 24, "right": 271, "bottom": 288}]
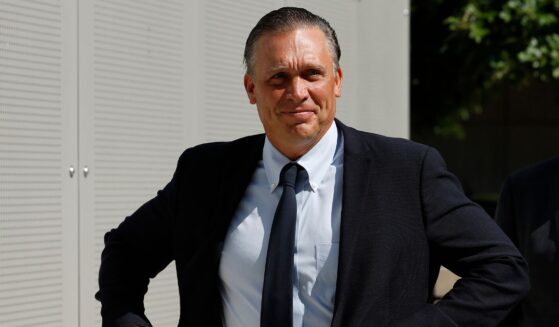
[
  {"left": 257, "top": 26, "right": 326, "bottom": 44},
  {"left": 247, "top": 26, "right": 335, "bottom": 77},
  {"left": 255, "top": 27, "right": 330, "bottom": 59},
  {"left": 260, "top": 44, "right": 329, "bottom": 72}
]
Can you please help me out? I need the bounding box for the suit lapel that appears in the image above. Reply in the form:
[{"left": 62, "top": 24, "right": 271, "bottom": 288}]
[
  {"left": 331, "top": 122, "right": 378, "bottom": 327},
  {"left": 212, "top": 135, "right": 265, "bottom": 248}
]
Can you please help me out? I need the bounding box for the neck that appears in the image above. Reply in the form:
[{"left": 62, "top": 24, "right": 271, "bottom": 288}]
[
  {"left": 275, "top": 141, "right": 316, "bottom": 161},
  {"left": 268, "top": 123, "right": 334, "bottom": 160}
]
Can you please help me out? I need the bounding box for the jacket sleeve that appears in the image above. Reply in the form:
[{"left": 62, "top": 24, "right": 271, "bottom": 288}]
[
  {"left": 396, "top": 148, "right": 529, "bottom": 326},
  {"left": 95, "top": 151, "right": 186, "bottom": 326}
]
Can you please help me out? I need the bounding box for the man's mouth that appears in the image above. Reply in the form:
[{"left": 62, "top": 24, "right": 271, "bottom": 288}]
[
  {"left": 283, "top": 107, "right": 316, "bottom": 114},
  {"left": 282, "top": 110, "right": 315, "bottom": 120}
]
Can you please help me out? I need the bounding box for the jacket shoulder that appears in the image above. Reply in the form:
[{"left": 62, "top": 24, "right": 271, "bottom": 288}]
[
  {"left": 506, "top": 155, "right": 559, "bottom": 189},
  {"left": 341, "top": 123, "right": 432, "bottom": 162},
  {"left": 177, "top": 134, "right": 265, "bottom": 166}
]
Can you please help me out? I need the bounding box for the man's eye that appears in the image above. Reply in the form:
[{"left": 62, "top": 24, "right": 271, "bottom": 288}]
[
  {"left": 304, "top": 69, "right": 322, "bottom": 79},
  {"left": 269, "top": 73, "right": 287, "bottom": 85},
  {"left": 271, "top": 73, "right": 286, "bottom": 80}
]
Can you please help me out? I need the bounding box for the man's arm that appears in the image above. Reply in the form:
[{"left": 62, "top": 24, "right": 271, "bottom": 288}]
[
  {"left": 96, "top": 152, "right": 184, "bottom": 327},
  {"left": 397, "top": 148, "right": 529, "bottom": 326}
]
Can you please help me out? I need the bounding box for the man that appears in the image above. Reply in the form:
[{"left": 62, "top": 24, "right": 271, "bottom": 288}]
[
  {"left": 96, "top": 7, "right": 529, "bottom": 327},
  {"left": 496, "top": 156, "right": 559, "bottom": 327}
]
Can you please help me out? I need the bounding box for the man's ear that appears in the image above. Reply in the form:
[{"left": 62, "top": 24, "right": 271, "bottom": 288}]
[
  {"left": 334, "top": 67, "right": 343, "bottom": 98},
  {"left": 244, "top": 74, "right": 257, "bottom": 104}
]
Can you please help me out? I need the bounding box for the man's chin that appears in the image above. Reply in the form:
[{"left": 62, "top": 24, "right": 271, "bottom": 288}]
[{"left": 289, "top": 123, "right": 321, "bottom": 142}]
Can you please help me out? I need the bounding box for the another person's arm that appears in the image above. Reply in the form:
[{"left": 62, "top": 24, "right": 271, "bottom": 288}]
[{"left": 494, "top": 178, "right": 522, "bottom": 327}]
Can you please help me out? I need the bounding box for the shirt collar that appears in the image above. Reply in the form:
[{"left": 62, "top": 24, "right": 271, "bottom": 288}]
[{"left": 263, "top": 121, "right": 340, "bottom": 193}]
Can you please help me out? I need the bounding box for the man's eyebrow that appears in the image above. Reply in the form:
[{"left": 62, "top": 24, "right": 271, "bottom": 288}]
[
  {"left": 267, "top": 63, "right": 327, "bottom": 73},
  {"left": 267, "top": 65, "right": 289, "bottom": 73},
  {"left": 307, "top": 64, "right": 326, "bottom": 71}
]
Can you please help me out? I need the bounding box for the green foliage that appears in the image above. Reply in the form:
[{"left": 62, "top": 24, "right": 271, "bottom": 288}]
[
  {"left": 411, "top": 0, "right": 559, "bottom": 139},
  {"left": 446, "top": 0, "right": 559, "bottom": 84}
]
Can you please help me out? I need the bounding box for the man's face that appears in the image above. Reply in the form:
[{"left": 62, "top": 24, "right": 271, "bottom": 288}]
[{"left": 244, "top": 27, "right": 343, "bottom": 159}]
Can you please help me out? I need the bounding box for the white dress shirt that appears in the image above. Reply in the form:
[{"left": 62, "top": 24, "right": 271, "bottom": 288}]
[{"left": 219, "top": 122, "right": 344, "bottom": 327}]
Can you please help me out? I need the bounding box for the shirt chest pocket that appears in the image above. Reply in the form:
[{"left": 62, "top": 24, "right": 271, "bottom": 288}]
[{"left": 314, "top": 243, "right": 339, "bottom": 300}]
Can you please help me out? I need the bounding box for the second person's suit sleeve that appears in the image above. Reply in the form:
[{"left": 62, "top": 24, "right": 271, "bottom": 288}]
[
  {"left": 494, "top": 178, "right": 523, "bottom": 327},
  {"left": 495, "top": 178, "right": 519, "bottom": 245}
]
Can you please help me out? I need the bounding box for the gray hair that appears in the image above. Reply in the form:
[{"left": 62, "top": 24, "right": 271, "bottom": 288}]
[{"left": 243, "top": 7, "right": 341, "bottom": 74}]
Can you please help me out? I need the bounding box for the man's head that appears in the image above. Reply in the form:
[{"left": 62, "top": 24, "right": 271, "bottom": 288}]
[{"left": 244, "top": 7, "right": 343, "bottom": 160}]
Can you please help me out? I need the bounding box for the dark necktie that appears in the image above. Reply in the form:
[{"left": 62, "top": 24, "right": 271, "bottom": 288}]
[{"left": 260, "top": 162, "right": 307, "bottom": 327}]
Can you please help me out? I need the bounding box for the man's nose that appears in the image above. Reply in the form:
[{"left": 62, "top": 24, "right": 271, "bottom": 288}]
[{"left": 286, "top": 77, "right": 309, "bottom": 102}]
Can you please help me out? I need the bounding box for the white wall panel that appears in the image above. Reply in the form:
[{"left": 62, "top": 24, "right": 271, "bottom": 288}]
[
  {"left": 0, "top": 0, "right": 78, "bottom": 326},
  {"left": 356, "top": 0, "right": 410, "bottom": 137},
  {"left": 78, "top": 0, "right": 187, "bottom": 325}
]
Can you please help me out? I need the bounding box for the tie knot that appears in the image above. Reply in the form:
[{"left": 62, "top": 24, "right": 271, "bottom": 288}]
[{"left": 279, "top": 163, "right": 307, "bottom": 189}]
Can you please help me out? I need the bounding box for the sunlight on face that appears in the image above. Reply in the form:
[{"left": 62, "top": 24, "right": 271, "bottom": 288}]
[{"left": 244, "top": 27, "right": 343, "bottom": 160}]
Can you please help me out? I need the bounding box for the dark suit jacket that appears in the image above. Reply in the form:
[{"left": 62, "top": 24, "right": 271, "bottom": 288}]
[
  {"left": 496, "top": 156, "right": 559, "bottom": 327},
  {"left": 97, "top": 121, "right": 529, "bottom": 327}
]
